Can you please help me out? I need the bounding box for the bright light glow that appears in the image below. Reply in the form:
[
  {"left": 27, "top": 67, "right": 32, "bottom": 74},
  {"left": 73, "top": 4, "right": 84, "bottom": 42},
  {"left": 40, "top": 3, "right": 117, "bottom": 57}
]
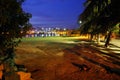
[
  {"left": 79, "top": 21, "right": 82, "bottom": 24},
  {"left": 64, "top": 28, "right": 66, "bottom": 30}
]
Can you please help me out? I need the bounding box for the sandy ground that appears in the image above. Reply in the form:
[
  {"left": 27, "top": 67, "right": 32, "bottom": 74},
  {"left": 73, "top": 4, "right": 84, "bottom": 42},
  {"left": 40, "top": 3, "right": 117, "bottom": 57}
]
[{"left": 14, "top": 37, "right": 120, "bottom": 80}]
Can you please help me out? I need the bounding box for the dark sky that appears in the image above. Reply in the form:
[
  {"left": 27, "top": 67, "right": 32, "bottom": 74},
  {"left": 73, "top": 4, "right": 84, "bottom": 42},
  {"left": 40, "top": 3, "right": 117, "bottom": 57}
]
[{"left": 22, "top": 0, "right": 85, "bottom": 29}]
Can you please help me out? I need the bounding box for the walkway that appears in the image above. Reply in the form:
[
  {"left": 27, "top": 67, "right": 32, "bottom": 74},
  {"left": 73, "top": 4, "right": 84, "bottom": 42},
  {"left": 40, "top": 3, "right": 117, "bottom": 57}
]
[{"left": 89, "top": 39, "right": 120, "bottom": 59}]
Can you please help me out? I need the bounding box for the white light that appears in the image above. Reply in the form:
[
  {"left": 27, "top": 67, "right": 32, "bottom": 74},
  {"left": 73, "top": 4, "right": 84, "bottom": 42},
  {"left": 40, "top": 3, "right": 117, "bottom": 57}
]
[
  {"left": 64, "top": 28, "right": 66, "bottom": 30},
  {"left": 79, "top": 21, "right": 82, "bottom": 24}
]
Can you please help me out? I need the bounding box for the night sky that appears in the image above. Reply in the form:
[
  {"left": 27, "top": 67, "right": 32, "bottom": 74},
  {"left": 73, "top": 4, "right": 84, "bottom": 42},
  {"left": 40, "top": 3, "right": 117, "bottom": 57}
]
[{"left": 22, "top": 0, "right": 85, "bottom": 29}]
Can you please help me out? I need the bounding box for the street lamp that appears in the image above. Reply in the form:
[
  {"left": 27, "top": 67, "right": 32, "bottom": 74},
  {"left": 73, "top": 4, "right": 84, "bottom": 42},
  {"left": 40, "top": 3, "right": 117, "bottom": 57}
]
[{"left": 79, "top": 20, "right": 82, "bottom": 24}]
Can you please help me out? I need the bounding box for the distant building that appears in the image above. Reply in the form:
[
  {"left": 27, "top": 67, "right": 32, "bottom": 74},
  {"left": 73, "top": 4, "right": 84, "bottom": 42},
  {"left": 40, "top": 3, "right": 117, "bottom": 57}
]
[{"left": 25, "top": 27, "right": 73, "bottom": 37}]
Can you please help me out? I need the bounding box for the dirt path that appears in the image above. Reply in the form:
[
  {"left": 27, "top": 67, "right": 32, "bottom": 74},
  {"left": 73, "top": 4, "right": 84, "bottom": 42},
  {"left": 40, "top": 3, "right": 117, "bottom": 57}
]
[
  {"left": 15, "top": 43, "right": 120, "bottom": 80},
  {"left": 63, "top": 45, "right": 120, "bottom": 80}
]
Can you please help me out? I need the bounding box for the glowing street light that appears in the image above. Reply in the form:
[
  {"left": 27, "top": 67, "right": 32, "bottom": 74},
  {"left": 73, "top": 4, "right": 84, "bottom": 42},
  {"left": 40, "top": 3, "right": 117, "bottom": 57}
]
[{"left": 79, "top": 20, "right": 82, "bottom": 24}]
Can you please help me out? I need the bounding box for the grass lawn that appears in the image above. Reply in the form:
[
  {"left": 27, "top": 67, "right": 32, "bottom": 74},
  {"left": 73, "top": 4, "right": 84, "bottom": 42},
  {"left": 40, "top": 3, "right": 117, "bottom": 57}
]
[
  {"left": 15, "top": 36, "right": 84, "bottom": 80},
  {"left": 21, "top": 36, "right": 83, "bottom": 42},
  {"left": 19, "top": 36, "right": 84, "bottom": 49},
  {"left": 15, "top": 36, "right": 120, "bottom": 80},
  {"left": 16, "top": 36, "right": 83, "bottom": 59}
]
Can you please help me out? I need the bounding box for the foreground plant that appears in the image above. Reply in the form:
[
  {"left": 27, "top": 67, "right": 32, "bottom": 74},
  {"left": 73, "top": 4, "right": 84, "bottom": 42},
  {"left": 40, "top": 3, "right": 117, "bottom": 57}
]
[{"left": 0, "top": 0, "right": 31, "bottom": 79}]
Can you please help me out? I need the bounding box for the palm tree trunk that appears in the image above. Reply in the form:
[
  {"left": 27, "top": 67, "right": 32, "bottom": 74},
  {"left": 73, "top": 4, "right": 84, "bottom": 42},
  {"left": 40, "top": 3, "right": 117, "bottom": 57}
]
[
  {"left": 97, "top": 34, "right": 100, "bottom": 44},
  {"left": 105, "top": 31, "right": 112, "bottom": 47},
  {"left": 90, "top": 33, "right": 94, "bottom": 41}
]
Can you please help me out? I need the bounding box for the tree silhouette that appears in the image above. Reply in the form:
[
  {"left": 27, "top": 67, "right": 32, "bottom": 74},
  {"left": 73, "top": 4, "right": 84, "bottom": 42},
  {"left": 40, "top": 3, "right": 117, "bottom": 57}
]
[
  {"left": 0, "top": 0, "right": 31, "bottom": 79},
  {"left": 78, "top": 0, "right": 120, "bottom": 47}
]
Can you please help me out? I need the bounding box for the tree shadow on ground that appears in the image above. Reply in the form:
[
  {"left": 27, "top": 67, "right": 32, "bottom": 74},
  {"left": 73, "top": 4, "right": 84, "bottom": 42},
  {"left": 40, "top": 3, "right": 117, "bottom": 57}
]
[
  {"left": 109, "top": 43, "right": 120, "bottom": 49},
  {"left": 85, "top": 44, "right": 120, "bottom": 65},
  {"left": 63, "top": 47, "right": 120, "bottom": 76},
  {"left": 80, "top": 40, "right": 120, "bottom": 59}
]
